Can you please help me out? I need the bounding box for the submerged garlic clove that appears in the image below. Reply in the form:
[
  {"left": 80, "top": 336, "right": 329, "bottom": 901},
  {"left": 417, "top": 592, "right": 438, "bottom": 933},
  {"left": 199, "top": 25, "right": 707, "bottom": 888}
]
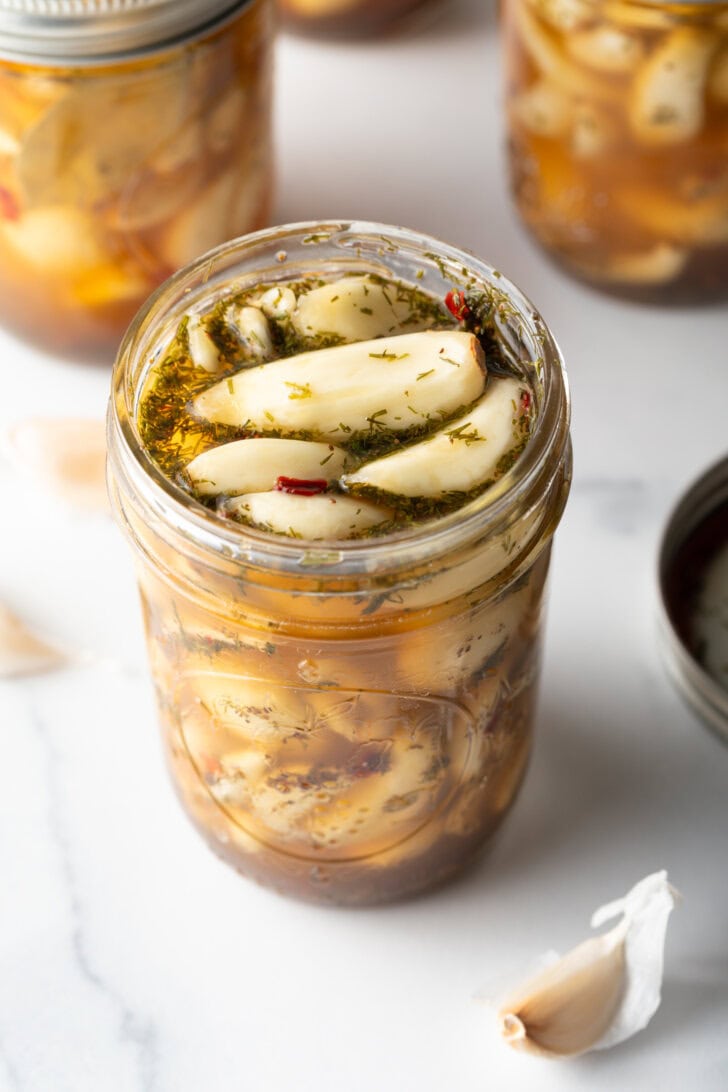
[
  {"left": 186, "top": 437, "right": 348, "bottom": 497},
  {"left": 342, "top": 377, "right": 528, "bottom": 498},
  {"left": 226, "top": 491, "right": 392, "bottom": 539},
  {"left": 3, "top": 417, "right": 107, "bottom": 511},
  {"left": 187, "top": 316, "right": 222, "bottom": 374},
  {"left": 227, "top": 303, "right": 274, "bottom": 361},
  {"left": 0, "top": 602, "right": 66, "bottom": 678},
  {"left": 496, "top": 871, "right": 678, "bottom": 1058},
  {"left": 292, "top": 275, "right": 433, "bottom": 342},
  {"left": 629, "top": 29, "right": 717, "bottom": 146}
]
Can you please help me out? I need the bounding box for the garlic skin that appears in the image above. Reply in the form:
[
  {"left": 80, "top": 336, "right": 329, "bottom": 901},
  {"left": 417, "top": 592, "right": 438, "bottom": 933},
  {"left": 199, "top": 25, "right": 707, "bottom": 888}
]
[
  {"left": 497, "top": 871, "right": 677, "bottom": 1058},
  {"left": 3, "top": 418, "right": 107, "bottom": 511},
  {"left": 0, "top": 603, "right": 66, "bottom": 678}
]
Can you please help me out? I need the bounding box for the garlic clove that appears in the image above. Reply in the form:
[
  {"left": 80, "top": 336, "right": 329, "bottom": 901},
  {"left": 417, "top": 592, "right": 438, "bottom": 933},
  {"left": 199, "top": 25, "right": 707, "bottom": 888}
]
[
  {"left": 226, "top": 491, "right": 392, "bottom": 540},
  {"left": 342, "top": 376, "right": 528, "bottom": 498},
  {"left": 292, "top": 275, "right": 433, "bottom": 343},
  {"left": 3, "top": 417, "right": 107, "bottom": 511},
  {"left": 186, "top": 437, "right": 348, "bottom": 497},
  {"left": 496, "top": 871, "right": 677, "bottom": 1058},
  {"left": 192, "top": 330, "right": 486, "bottom": 439},
  {"left": 0, "top": 602, "right": 66, "bottom": 678}
]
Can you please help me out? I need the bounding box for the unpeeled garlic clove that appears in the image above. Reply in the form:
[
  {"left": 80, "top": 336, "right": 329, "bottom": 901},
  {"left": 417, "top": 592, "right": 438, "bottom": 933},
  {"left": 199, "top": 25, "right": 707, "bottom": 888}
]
[
  {"left": 0, "top": 602, "right": 66, "bottom": 678},
  {"left": 496, "top": 871, "right": 678, "bottom": 1058},
  {"left": 3, "top": 417, "right": 107, "bottom": 511}
]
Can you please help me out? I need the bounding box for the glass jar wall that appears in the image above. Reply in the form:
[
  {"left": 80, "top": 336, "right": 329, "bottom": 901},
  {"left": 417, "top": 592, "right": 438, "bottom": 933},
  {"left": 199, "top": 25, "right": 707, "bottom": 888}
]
[
  {"left": 0, "top": 0, "right": 274, "bottom": 361},
  {"left": 107, "top": 222, "right": 572, "bottom": 905},
  {"left": 503, "top": 0, "right": 728, "bottom": 302}
]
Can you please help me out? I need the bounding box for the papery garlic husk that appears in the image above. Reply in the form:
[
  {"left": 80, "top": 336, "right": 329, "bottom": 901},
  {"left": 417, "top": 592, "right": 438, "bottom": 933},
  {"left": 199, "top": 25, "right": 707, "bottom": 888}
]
[
  {"left": 0, "top": 602, "right": 67, "bottom": 678},
  {"left": 497, "top": 871, "right": 677, "bottom": 1058},
  {"left": 3, "top": 418, "right": 107, "bottom": 511}
]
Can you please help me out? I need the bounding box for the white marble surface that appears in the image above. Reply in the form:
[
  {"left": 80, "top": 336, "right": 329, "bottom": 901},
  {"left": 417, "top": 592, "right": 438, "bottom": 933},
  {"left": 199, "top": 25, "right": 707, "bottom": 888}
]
[{"left": 1, "top": 2, "right": 728, "bottom": 1089}]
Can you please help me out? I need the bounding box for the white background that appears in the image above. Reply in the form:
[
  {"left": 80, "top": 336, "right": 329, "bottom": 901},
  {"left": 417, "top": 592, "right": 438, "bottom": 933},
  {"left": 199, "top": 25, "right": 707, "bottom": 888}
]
[{"left": 1, "top": 2, "right": 727, "bottom": 1089}]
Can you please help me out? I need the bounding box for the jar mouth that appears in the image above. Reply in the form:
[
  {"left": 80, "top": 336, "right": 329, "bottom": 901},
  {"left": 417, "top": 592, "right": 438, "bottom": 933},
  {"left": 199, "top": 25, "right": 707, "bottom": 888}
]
[
  {"left": 0, "top": 0, "right": 251, "bottom": 64},
  {"left": 109, "top": 220, "right": 571, "bottom": 577}
]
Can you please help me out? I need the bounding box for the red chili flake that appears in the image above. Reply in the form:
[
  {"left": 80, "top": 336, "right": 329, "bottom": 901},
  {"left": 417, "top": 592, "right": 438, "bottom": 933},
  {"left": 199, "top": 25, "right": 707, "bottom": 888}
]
[
  {"left": 0, "top": 186, "right": 20, "bottom": 221},
  {"left": 444, "top": 289, "right": 471, "bottom": 322},
  {"left": 275, "top": 476, "right": 328, "bottom": 496},
  {"left": 520, "top": 390, "right": 532, "bottom": 414}
]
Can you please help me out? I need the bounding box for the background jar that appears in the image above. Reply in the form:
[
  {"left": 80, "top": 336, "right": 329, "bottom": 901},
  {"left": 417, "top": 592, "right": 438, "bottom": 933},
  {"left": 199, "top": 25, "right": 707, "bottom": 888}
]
[
  {"left": 503, "top": 0, "right": 728, "bottom": 302},
  {"left": 107, "top": 221, "right": 572, "bottom": 906},
  {"left": 0, "top": 0, "right": 274, "bottom": 362},
  {"left": 277, "top": 0, "right": 437, "bottom": 37}
]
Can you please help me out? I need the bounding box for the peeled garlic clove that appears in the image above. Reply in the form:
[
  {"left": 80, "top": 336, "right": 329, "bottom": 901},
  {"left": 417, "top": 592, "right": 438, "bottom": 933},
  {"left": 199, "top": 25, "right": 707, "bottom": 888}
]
[
  {"left": 567, "top": 25, "right": 644, "bottom": 73},
  {"left": 206, "top": 87, "right": 246, "bottom": 154},
  {"left": 292, "top": 275, "right": 433, "bottom": 342},
  {"left": 529, "top": 0, "right": 595, "bottom": 32},
  {"left": 187, "top": 316, "right": 222, "bottom": 373},
  {"left": 186, "top": 437, "right": 347, "bottom": 496},
  {"left": 0, "top": 602, "right": 66, "bottom": 678},
  {"left": 342, "top": 377, "right": 528, "bottom": 499},
  {"left": 602, "top": 243, "right": 687, "bottom": 285},
  {"left": 227, "top": 303, "right": 274, "bottom": 361},
  {"left": 159, "top": 169, "right": 236, "bottom": 270},
  {"left": 616, "top": 185, "right": 728, "bottom": 246},
  {"left": 226, "top": 491, "right": 392, "bottom": 539},
  {"left": 192, "top": 331, "right": 486, "bottom": 440},
  {"left": 511, "top": 80, "right": 573, "bottom": 138},
  {"left": 258, "top": 285, "right": 297, "bottom": 320},
  {"left": 1, "top": 206, "right": 103, "bottom": 274},
  {"left": 515, "top": 1, "right": 620, "bottom": 101},
  {"left": 571, "top": 105, "right": 616, "bottom": 158},
  {"left": 496, "top": 871, "right": 677, "bottom": 1058},
  {"left": 629, "top": 29, "right": 716, "bottom": 146},
  {"left": 0, "top": 125, "right": 20, "bottom": 156},
  {"left": 3, "top": 417, "right": 107, "bottom": 511}
]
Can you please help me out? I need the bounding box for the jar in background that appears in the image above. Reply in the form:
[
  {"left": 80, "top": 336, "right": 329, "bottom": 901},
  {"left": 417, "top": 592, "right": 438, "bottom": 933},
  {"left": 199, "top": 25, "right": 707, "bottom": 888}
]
[
  {"left": 0, "top": 0, "right": 274, "bottom": 361},
  {"left": 107, "top": 222, "right": 572, "bottom": 905},
  {"left": 278, "top": 0, "right": 436, "bottom": 37},
  {"left": 503, "top": 0, "right": 728, "bottom": 302}
]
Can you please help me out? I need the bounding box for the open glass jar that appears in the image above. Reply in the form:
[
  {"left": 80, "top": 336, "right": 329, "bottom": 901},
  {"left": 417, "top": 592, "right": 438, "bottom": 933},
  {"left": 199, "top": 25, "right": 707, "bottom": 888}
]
[
  {"left": 277, "top": 0, "right": 436, "bottom": 36},
  {"left": 0, "top": 0, "right": 273, "bottom": 361},
  {"left": 503, "top": 0, "right": 728, "bottom": 302},
  {"left": 107, "top": 222, "right": 572, "bottom": 905}
]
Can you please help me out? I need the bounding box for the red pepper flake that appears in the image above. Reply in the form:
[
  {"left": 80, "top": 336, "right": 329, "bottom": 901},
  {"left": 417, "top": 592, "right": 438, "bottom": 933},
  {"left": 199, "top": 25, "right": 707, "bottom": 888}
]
[
  {"left": 520, "top": 390, "right": 532, "bottom": 414},
  {"left": 0, "top": 186, "right": 20, "bottom": 221},
  {"left": 444, "top": 289, "right": 471, "bottom": 322},
  {"left": 275, "top": 476, "right": 328, "bottom": 496}
]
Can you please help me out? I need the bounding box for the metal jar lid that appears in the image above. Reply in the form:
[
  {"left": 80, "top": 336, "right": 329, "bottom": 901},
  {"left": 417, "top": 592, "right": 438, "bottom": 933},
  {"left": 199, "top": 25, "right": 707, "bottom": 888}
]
[
  {"left": 0, "top": 0, "right": 253, "bottom": 63},
  {"left": 658, "top": 455, "right": 728, "bottom": 743}
]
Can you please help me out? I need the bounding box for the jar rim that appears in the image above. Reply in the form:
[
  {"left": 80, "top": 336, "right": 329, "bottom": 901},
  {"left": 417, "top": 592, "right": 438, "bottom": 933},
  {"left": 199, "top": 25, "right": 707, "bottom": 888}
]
[
  {"left": 0, "top": 0, "right": 254, "bottom": 64},
  {"left": 108, "top": 220, "right": 571, "bottom": 579}
]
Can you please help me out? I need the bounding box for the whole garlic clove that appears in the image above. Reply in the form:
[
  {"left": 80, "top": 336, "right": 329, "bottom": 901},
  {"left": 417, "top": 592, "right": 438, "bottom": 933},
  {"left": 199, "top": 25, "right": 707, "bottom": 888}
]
[
  {"left": 341, "top": 377, "right": 528, "bottom": 499},
  {"left": 226, "top": 491, "right": 392, "bottom": 540},
  {"left": 0, "top": 602, "right": 66, "bottom": 678},
  {"left": 186, "top": 437, "right": 348, "bottom": 497},
  {"left": 187, "top": 316, "right": 222, "bottom": 374},
  {"left": 511, "top": 80, "right": 573, "bottom": 138},
  {"left": 629, "top": 29, "right": 717, "bottom": 146},
  {"left": 496, "top": 871, "right": 678, "bottom": 1058},
  {"left": 192, "top": 331, "right": 486, "bottom": 439},
  {"left": 3, "top": 417, "right": 107, "bottom": 511}
]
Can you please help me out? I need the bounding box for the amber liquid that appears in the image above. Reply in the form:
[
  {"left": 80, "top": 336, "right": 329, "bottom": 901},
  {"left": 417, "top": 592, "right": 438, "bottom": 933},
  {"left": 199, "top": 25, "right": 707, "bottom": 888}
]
[{"left": 138, "top": 545, "right": 551, "bottom": 904}]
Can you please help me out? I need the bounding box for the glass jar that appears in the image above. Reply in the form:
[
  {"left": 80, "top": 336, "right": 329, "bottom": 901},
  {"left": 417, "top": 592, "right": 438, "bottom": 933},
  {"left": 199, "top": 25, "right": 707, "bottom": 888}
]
[
  {"left": 0, "top": 0, "right": 274, "bottom": 361},
  {"left": 107, "top": 221, "right": 572, "bottom": 905},
  {"left": 277, "top": 0, "right": 435, "bottom": 37},
  {"left": 503, "top": 0, "right": 728, "bottom": 302}
]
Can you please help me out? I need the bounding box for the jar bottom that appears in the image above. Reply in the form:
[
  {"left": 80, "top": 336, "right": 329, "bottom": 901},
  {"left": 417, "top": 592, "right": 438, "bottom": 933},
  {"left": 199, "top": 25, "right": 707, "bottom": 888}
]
[{"left": 163, "top": 717, "right": 533, "bottom": 906}]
